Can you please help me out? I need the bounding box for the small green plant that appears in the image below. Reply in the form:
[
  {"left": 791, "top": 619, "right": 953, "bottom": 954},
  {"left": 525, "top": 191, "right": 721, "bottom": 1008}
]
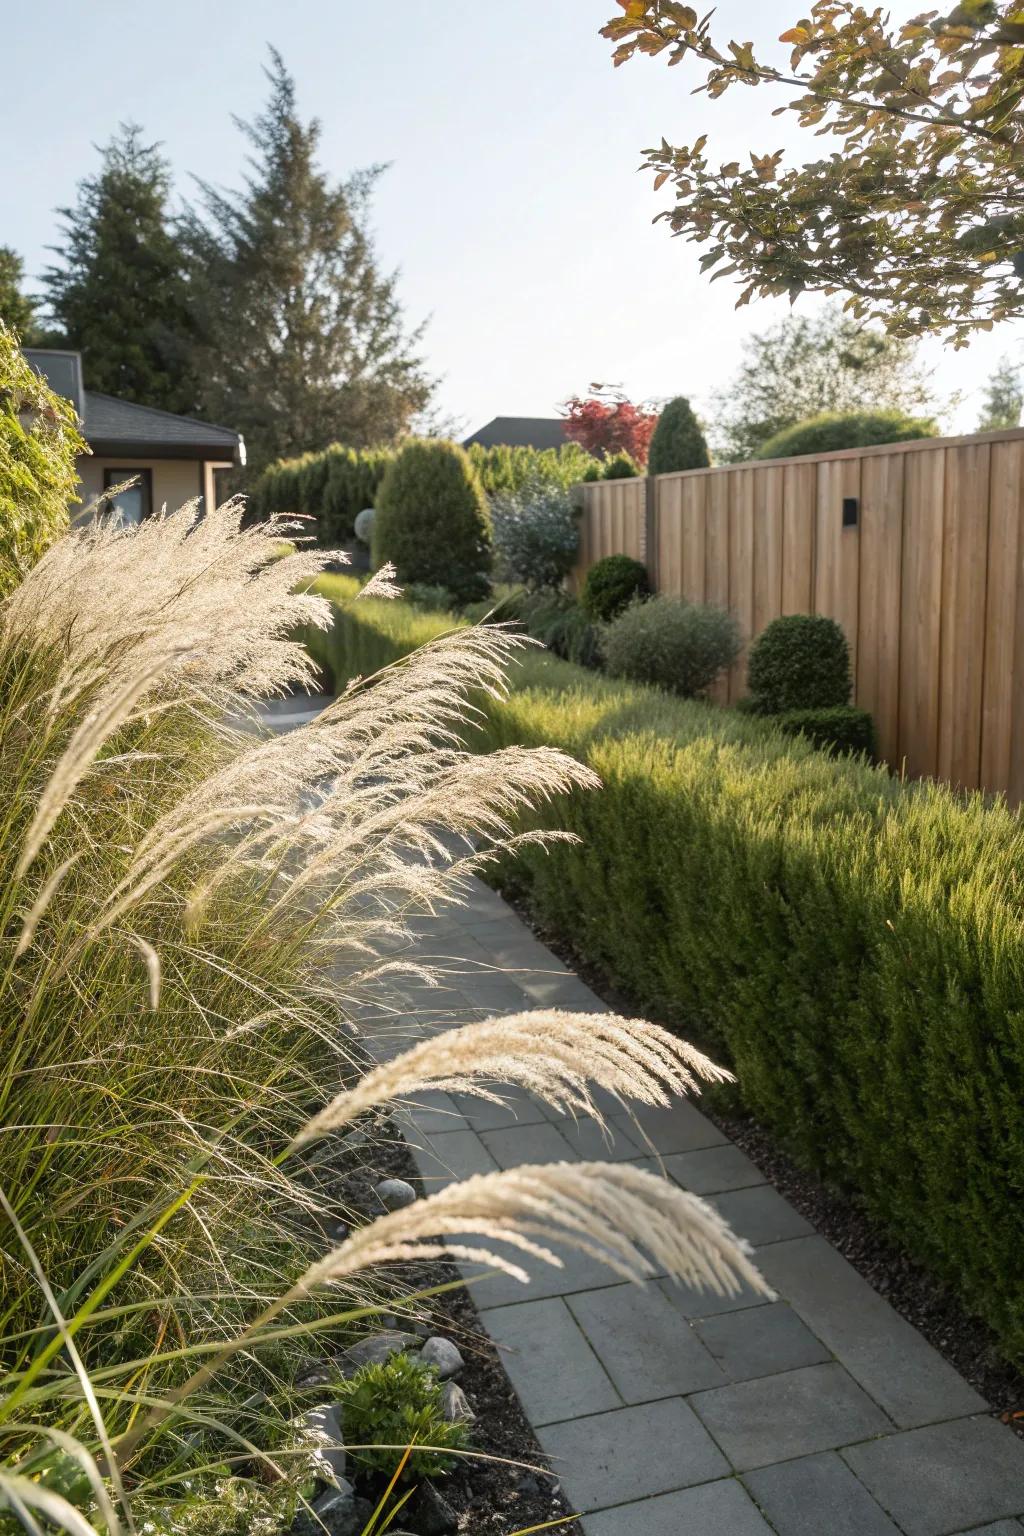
[
  {"left": 773, "top": 705, "right": 876, "bottom": 758},
  {"left": 647, "top": 396, "right": 710, "bottom": 474},
  {"left": 602, "top": 594, "right": 740, "bottom": 697},
  {"left": 747, "top": 613, "right": 852, "bottom": 713},
  {"left": 580, "top": 554, "right": 651, "bottom": 622},
  {"left": 601, "top": 450, "right": 640, "bottom": 479},
  {"left": 373, "top": 439, "right": 492, "bottom": 603},
  {"left": 466, "top": 440, "right": 598, "bottom": 494},
  {"left": 753, "top": 410, "right": 936, "bottom": 460},
  {"left": 338, "top": 1353, "right": 469, "bottom": 1482}
]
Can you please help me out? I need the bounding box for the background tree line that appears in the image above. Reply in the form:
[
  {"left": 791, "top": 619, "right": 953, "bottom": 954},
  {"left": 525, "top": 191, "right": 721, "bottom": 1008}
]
[{"left": 0, "top": 50, "right": 433, "bottom": 478}]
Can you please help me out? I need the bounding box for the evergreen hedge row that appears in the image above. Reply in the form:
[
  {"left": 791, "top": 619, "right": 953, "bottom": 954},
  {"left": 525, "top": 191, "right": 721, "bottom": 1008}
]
[{"left": 305, "top": 578, "right": 1024, "bottom": 1362}]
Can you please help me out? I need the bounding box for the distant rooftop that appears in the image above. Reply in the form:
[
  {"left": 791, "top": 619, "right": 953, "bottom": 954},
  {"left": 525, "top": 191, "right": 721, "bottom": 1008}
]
[
  {"left": 23, "top": 349, "right": 243, "bottom": 464},
  {"left": 463, "top": 416, "right": 568, "bottom": 452}
]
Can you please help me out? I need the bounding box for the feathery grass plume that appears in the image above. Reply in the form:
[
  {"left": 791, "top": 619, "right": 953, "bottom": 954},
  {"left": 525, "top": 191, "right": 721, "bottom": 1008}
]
[
  {"left": 292, "top": 1010, "right": 732, "bottom": 1149},
  {"left": 299, "top": 1162, "right": 768, "bottom": 1298},
  {"left": 357, "top": 561, "right": 401, "bottom": 601}
]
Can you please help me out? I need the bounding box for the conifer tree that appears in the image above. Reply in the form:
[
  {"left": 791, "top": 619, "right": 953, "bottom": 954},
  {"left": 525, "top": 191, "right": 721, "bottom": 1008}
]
[
  {"left": 647, "top": 396, "right": 710, "bottom": 474},
  {"left": 42, "top": 125, "right": 199, "bottom": 413},
  {"left": 0, "top": 248, "right": 39, "bottom": 341},
  {"left": 977, "top": 357, "right": 1023, "bottom": 433},
  {"left": 184, "top": 50, "right": 433, "bottom": 475}
]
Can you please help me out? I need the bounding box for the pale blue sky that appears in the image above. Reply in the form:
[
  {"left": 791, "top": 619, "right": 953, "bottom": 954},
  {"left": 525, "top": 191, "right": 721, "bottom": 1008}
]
[{"left": 2, "top": 0, "right": 1017, "bottom": 434}]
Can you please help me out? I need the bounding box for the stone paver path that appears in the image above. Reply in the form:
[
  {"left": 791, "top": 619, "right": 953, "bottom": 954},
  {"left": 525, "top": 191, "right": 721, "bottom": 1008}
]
[{"left": 354, "top": 876, "right": 1024, "bottom": 1536}]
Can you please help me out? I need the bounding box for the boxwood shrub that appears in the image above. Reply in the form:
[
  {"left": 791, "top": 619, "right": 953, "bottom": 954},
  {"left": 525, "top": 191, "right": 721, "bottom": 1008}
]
[
  {"left": 602, "top": 594, "right": 740, "bottom": 697},
  {"left": 306, "top": 578, "right": 1024, "bottom": 1363},
  {"left": 747, "top": 614, "right": 852, "bottom": 713},
  {"left": 774, "top": 705, "right": 876, "bottom": 758},
  {"left": 580, "top": 554, "right": 651, "bottom": 622}
]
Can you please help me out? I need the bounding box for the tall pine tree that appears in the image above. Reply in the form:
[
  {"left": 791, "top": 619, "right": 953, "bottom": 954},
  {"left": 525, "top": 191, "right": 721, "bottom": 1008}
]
[
  {"left": 184, "top": 50, "right": 433, "bottom": 475},
  {"left": 42, "top": 125, "right": 199, "bottom": 414}
]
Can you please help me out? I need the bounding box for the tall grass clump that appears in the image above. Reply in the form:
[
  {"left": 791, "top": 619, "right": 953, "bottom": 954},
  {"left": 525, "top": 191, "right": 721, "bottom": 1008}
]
[
  {"left": 312, "top": 584, "right": 1024, "bottom": 1364},
  {"left": 0, "top": 502, "right": 759, "bottom": 1536}
]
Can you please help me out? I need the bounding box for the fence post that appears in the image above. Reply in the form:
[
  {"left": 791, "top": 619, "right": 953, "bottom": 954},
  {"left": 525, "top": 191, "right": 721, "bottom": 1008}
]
[{"left": 644, "top": 474, "right": 658, "bottom": 589}]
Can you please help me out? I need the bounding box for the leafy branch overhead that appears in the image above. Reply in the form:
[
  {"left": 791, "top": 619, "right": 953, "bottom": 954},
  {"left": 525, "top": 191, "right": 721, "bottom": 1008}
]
[{"left": 602, "top": 0, "right": 1024, "bottom": 343}]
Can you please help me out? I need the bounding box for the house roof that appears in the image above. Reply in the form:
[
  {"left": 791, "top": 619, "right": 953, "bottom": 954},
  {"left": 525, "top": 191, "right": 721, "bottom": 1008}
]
[
  {"left": 23, "top": 348, "right": 243, "bottom": 465},
  {"left": 463, "top": 416, "right": 568, "bottom": 452}
]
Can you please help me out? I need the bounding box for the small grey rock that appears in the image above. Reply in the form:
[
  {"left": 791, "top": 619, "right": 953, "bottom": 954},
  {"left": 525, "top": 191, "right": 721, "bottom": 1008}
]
[
  {"left": 440, "top": 1379, "right": 475, "bottom": 1424},
  {"left": 374, "top": 1177, "right": 417, "bottom": 1211},
  {"left": 338, "top": 1330, "right": 420, "bottom": 1376},
  {"left": 380, "top": 1311, "right": 430, "bottom": 1338},
  {"left": 302, "top": 1404, "right": 346, "bottom": 1484},
  {"left": 410, "top": 1482, "right": 458, "bottom": 1534},
  {"left": 292, "top": 1482, "right": 371, "bottom": 1536},
  {"left": 293, "top": 1358, "right": 335, "bottom": 1390},
  {"left": 419, "top": 1336, "right": 464, "bottom": 1379}
]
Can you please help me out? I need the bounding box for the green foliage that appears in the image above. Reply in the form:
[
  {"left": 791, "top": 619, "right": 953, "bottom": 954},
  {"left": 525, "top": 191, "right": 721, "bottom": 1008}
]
[
  {"left": 978, "top": 356, "right": 1024, "bottom": 432},
  {"left": 373, "top": 439, "right": 492, "bottom": 603},
  {"left": 312, "top": 585, "right": 1024, "bottom": 1362},
  {"left": 0, "top": 325, "right": 83, "bottom": 591},
  {"left": 774, "top": 705, "right": 876, "bottom": 758},
  {"left": 602, "top": 595, "right": 740, "bottom": 697},
  {"left": 0, "top": 247, "right": 39, "bottom": 340},
  {"left": 708, "top": 306, "right": 945, "bottom": 462},
  {"left": 184, "top": 51, "right": 432, "bottom": 474},
  {"left": 336, "top": 1353, "right": 469, "bottom": 1481},
  {"left": 754, "top": 411, "right": 936, "bottom": 461},
  {"left": 250, "top": 444, "right": 394, "bottom": 544},
  {"left": 42, "top": 124, "right": 201, "bottom": 415},
  {"left": 491, "top": 481, "right": 579, "bottom": 589},
  {"left": 602, "top": 4, "right": 1024, "bottom": 345},
  {"left": 580, "top": 554, "right": 651, "bottom": 622},
  {"left": 466, "top": 440, "right": 598, "bottom": 494},
  {"left": 601, "top": 451, "right": 641, "bottom": 479},
  {"left": 747, "top": 614, "right": 852, "bottom": 713},
  {"left": 647, "top": 396, "right": 710, "bottom": 474},
  {"left": 482, "top": 587, "right": 602, "bottom": 669}
]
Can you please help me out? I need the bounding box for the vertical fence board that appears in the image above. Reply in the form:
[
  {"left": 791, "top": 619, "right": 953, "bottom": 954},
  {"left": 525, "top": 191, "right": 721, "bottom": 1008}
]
[
  {"left": 938, "top": 442, "right": 991, "bottom": 789},
  {"left": 729, "top": 469, "right": 755, "bottom": 701},
  {"left": 814, "top": 458, "right": 862, "bottom": 685},
  {"left": 982, "top": 440, "right": 1024, "bottom": 797},
  {"left": 681, "top": 475, "right": 708, "bottom": 603},
  {"left": 753, "top": 466, "right": 784, "bottom": 635},
  {"left": 858, "top": 453, "right": 905, "bottom": 765},
  {"left": 782, "top": 463, "right": 816, "bottom": 613},
  {"left": 656, "top": 475, "right": 684, "bottom": 596},
  {"left": 706, "top": 472, "right": 732, "bottom": 703},
  {"left": 898, "top": 448, "right": 945, "bottom": 782}
]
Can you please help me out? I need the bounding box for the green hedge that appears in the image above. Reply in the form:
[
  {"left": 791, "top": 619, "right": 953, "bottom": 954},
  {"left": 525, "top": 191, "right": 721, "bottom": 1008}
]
[
  {"left": 774, "top": 705, "right": 876, "bottom": 758},
  {"left": 307, "top": 578, "right": 1024, "bottom": 1362},
  {"left": 754, "top": 410, "right": 937, "bottom": 460}
]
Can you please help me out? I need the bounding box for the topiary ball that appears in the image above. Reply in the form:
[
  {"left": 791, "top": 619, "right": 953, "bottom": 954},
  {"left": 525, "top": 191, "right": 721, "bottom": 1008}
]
[
  {"left": 354, "top": 507, "right": 375, "bottom": 546},
  {"left": 747, "top": 613, "right": 852, "bottom": 713},
  {"left": 580, "top": 554, "right": 652, "bottom": 622}
]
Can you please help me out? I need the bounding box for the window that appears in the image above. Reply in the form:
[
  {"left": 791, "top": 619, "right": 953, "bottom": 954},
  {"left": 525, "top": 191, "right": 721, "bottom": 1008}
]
[{"left": 103, "top": 468, "right": 152, "bottom": 527}]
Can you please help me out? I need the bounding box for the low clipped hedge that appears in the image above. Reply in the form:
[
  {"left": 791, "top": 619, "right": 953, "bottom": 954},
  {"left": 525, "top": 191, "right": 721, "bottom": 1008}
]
[
  {"left": 306, "top": 576, "right": 1024, "bottom": 1362},
  {"left": 774, "top": 705, "right": 876, "bottom": 758}
]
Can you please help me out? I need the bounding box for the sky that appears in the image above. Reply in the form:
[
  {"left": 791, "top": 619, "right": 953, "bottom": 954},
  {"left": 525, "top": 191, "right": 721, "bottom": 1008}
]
[{"left": 2, "top": 0, "right": 1020, "bottom": 437}]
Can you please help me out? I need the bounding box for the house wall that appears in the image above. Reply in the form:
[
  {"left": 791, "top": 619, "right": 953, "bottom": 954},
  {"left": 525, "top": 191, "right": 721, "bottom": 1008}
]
[{"left": 76, "top": 456, "right": 203, "bottom": 518}]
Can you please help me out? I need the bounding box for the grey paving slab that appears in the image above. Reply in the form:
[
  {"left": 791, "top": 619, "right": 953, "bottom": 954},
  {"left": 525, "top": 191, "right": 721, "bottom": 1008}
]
[
  {"left": 478, "top": 1296, "right": 620, "bottom": 1426},
  {"left": 758, "top": 1237, "right": 988, "bottom": 1428},
  {"left": 711, "top": 1185, "right": 815, "bottom": 1247},
  {"left": 546, "top": 1113, "right": 645, "bottom": 1162},
  {"left": 955, "top": 1524, "right": 1024, "bottom": 1535},
  {"left": 612, "top": 1099, "right": 728, "bottom": 1154},
  {"left": 517, "top": 972, "right": 612, "bottom": 1009},
  {"left": 411, "top": 1126, "right": 497, "bottom": 1190},
  {"left": 462, "top": 1241, "right": 624, "bottom": 1308},
  {"left": 538, "top": 1398, "right": 729, "bottom": 1512},
  {"left": 694, "top": 1301, "right": 831, "bottom": 1383},
  {"left": 691, "top": 1362, "right": 891, "bottom": 1470},
  {"left": 479, "top": 1120, "right": 578, "bottom": 1168},
  {"left": 662, "top": 1143, "right": 768, "bottom": 1195},
  {"left": 742, "top": 1451, "right": 900, "bottom": 1535},
  {"left": 658, "top": 1271, "right": 773, "bottom": 1321},
  {"left": 583, "top": 1477, "right": 775, "bottom": 1535},
  {"left": 451, "top": 1085, "right": 548, "bottom": 1132},
  {"left": 567, "top": 1281, "right": 725, "bottom": 1402},
  {"left": 842, "top": 1418, "right": 1024, "bottom": 1536},
  {"left": 394, "top": 1089, "right": 469, "bottom": 1135}
]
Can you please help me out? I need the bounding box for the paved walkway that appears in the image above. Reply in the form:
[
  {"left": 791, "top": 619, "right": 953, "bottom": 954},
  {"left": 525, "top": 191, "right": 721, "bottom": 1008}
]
[{"left": 357, "top": 877, "right": 1024, "bottom": 1536}]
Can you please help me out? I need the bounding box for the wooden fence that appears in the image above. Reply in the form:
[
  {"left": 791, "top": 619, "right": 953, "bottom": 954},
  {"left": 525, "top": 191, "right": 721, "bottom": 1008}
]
[{"left": 574, "top": 428, "right": 1024, "bottom": 803}]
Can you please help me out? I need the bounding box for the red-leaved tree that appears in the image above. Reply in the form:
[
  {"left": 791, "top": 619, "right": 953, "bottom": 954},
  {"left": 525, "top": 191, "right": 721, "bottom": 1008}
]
[{"left": 560, "top": 385, "right": 658, "bottom": 465}]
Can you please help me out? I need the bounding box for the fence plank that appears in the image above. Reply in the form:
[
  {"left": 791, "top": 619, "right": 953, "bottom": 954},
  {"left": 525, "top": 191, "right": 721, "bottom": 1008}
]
[
  {"left": 729, "top": 469, "right": 755, "bottom": 701},
  {"left": 858, "top": 453, "right": 905, "bottom": 765},
  {"left": 938, "top": 442, "right": 991, "bottom": 789},
  {"left": 656, "top": 475, "right": 684, "bottom": 596},
  {"left": 898, "top": 448, "right": 945, "bottom": 782},
  {"left": 814, "top": 457, "right": 861, "bottom": 685},
  {"left": 981, "top": 440, "right": 1024, "bottom": 798},
  {"left": 706, "top": 472, "right": 732, "bottom": 703},
  {"left": 681, "top": 475, "right": 708, "bottom": 603},
  {"left": 753, "top": 466, "right": 784, "bottom": 635},
  {"left": 782, "top": 462, "right": 816, "bottom": 613}
]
